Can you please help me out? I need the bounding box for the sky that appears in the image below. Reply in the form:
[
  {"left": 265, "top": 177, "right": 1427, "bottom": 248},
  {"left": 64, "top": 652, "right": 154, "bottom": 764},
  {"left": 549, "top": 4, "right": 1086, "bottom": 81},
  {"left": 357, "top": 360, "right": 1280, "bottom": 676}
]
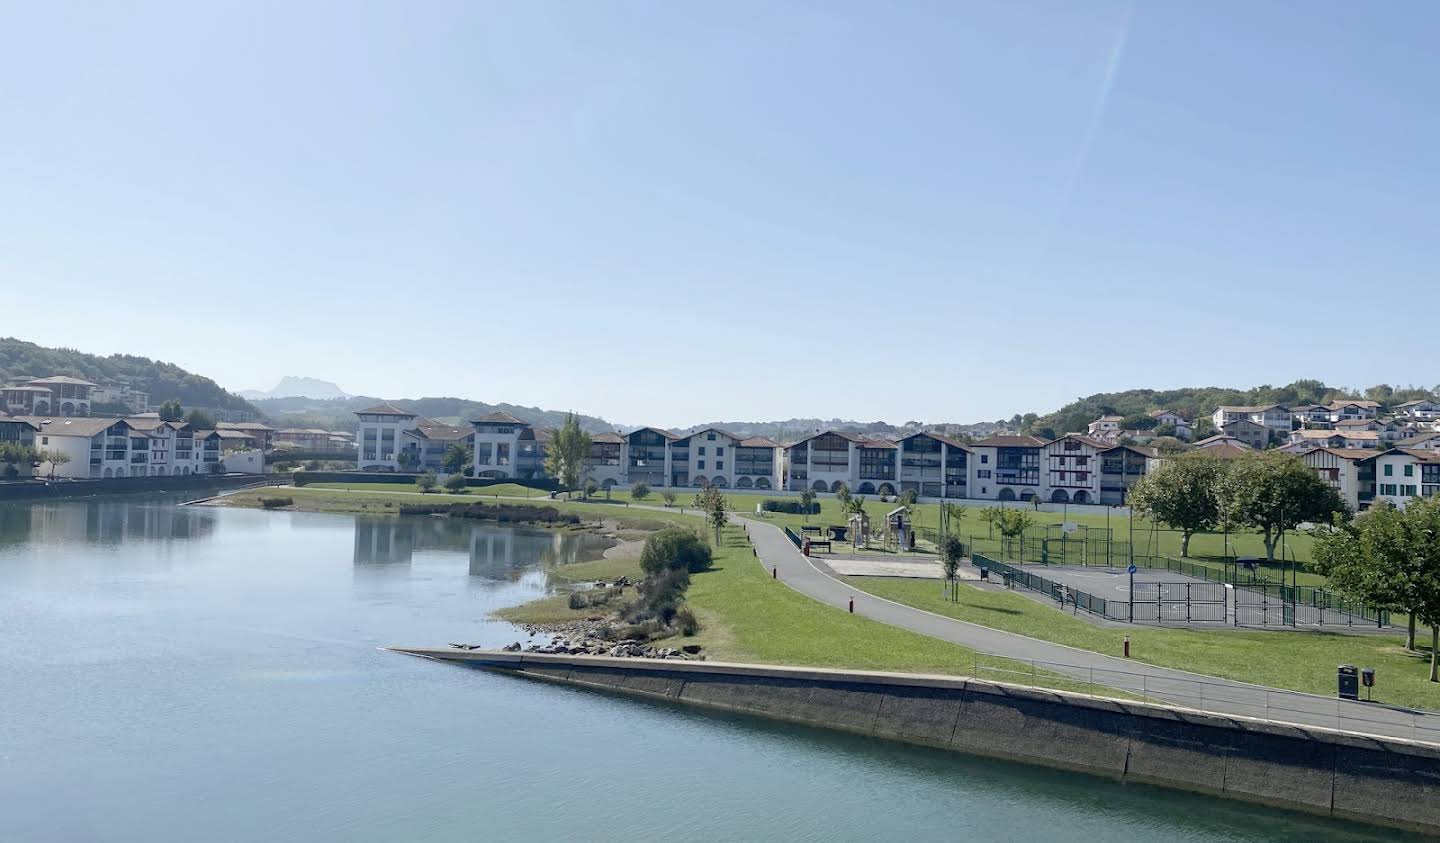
[{"left": 3, "top": 1, "right": 1437, "bottom": 428}]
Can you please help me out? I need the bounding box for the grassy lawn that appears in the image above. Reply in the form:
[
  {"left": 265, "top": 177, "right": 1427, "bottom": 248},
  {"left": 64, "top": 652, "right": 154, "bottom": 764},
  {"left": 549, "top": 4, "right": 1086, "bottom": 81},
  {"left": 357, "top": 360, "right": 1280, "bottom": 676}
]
[
  {"left": 845, "top": 577, "right": 1438, "bottom": 712},
  {"left": 549, "top": 556, "right": 643, "bottom": 582}
]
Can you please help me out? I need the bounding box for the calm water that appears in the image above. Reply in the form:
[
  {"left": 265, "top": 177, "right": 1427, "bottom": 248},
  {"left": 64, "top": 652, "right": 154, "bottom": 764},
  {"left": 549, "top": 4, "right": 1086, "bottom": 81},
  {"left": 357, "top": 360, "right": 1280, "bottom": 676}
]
[{"left": 0, "top": 496, "right": 1409, "bottom": 842}]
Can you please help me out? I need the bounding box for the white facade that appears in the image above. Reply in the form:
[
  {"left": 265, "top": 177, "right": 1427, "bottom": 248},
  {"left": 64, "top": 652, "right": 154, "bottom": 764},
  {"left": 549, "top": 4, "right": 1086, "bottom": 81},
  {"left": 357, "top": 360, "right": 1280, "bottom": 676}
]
[
  {"left": 1301, "top": 448, "right": 1370, "bottom": 513},
  {"left": 356, "top": 403, "right": 418, "bottom": 471},
  {"left": 1371, "top": 449, "right": 1440, "bottom": 509},
  {"left": 1041, "top": 435, "right": 1104, "bottom": 504}
]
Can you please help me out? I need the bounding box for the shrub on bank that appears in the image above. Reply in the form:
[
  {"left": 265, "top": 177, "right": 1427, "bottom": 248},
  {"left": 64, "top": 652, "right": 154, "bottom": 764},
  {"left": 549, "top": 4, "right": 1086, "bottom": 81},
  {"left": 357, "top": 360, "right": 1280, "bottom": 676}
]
[
  {"left": 639, "top": 527, "right": 713, "bottom": 576},
  {"left": 763, "top": 499, "right": 819, "bottom": 515},
  {"left": 674, "top": 607, "right": 700, "bottom": 636},
  {"left": 443, "top": 473, "right": 468, "bottom": 493},
  {"left": 259, "top": 496, "right": 293, "bottom": 509}
]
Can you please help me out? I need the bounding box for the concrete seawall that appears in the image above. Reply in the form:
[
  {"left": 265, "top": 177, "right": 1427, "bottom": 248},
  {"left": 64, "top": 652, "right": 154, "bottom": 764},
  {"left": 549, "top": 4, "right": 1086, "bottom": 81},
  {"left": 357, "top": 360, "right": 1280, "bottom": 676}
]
[{"left": 391, "top": 648, "right": 1440, "bottom": 834}]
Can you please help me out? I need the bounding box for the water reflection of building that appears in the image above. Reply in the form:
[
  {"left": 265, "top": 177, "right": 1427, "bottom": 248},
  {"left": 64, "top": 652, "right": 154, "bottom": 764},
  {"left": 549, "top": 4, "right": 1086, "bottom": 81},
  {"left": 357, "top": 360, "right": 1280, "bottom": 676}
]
[
  {"left": 11, "top": 499, "right": 218, "bottom": 545},
  {"left": 353, "top": 518, "right": 416, "bottom": 565}
]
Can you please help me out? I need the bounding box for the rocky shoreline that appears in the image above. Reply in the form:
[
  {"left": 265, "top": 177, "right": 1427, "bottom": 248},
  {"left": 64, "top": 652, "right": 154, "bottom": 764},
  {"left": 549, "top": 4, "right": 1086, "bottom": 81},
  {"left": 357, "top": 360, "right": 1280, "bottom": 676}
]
[{"left": 456, "top": 616, "right": 705, "bottom": 661}]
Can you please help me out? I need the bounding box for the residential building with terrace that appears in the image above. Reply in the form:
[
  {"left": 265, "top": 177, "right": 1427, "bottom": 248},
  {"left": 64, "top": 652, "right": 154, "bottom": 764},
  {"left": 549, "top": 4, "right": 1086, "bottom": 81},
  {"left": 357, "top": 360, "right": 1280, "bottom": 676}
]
[
  {"left": 586, "top": 431, "right": 625, "bottom": 486},
  {"left": 1301, "top": 448, "right": 1375, "bottom": 513},
  {"left": 3, "top": 385, "right": 54, "bottom": 416},
  {"left": 1371, "top": 448, "right": 1440, "bottom": 509},
  {"left": 1041, "top": 434, "right": 1105, "bottom": 504},
  {"left": 1289, "top": 404, "right": 1332, "bottom": 427},
  {"left": 625, "top": 427, "right": 677, "bottom": 488},
  {"left": 1149, "top": 410, "right": 1193, "bottom": 441},
  {"left": 21, "top": 416, "right": 262, "bottom": 479},
  {"left": 1396, "top": 432, "right": 1440, "bottom": 451},
  {"left": 784, "top": 431, "right": 874, "bottom": 493},
  {"left": 356, "top": 403, "right": 473, "bottom": 473},
  {"left": 1289, "top": 428, "right": 1379, "bottom": 450},
  {"left": 1325, "top": 400, "right": 1381, "bottom": 422},
  {"left": 1, "top": 417, "right": 39, "bottom": 478},
  {"left": 469, "top": 412, "right": 529, "bottom": 478},
  {"left": 218, "top": 422, "right": 276, "bottom": 451},
  {"left": 968, "top": 434, "right": 1046, "bottom": 502},
  {"left": 1211, "top": 404, "right": 1293, "bottom": 434},
  {"left": 1099, "top": 444, "right": 1159, "bottom": 505},
  {"left": 896, "top": 431, "right": 969, "bottom": 499},
  {"left": 1394, "top": 399, "right": 1440, "bottom": 422}
]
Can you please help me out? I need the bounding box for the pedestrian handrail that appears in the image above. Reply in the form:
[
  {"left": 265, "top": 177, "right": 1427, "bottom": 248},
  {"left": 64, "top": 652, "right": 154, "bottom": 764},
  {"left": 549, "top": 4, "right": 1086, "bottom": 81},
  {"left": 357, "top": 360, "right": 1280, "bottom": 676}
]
[{"left": 964, "top": 649, "right": 1440, "bottom": 747}]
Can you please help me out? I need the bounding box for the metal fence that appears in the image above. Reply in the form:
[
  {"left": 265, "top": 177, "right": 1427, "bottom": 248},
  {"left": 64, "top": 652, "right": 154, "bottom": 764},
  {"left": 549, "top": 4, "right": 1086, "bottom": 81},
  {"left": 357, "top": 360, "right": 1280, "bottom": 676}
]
[
  {"left": 973, "top": 554, "right": 1126, "bottom": 622},
  {"left": 966, "top": 533, "right": 1391, "bottom": 628}
]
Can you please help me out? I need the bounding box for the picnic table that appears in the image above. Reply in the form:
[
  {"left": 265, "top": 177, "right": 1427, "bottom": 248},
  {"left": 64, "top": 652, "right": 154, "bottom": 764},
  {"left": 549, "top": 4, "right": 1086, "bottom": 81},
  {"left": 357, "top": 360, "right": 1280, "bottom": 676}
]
[{"left": 800, "top": 525, "right": 823, "bottom": 535}]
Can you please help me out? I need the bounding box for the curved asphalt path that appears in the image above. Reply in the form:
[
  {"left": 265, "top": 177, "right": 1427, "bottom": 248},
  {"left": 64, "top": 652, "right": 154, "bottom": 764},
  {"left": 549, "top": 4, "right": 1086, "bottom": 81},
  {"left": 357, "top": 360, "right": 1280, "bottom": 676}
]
[{"left": 737, "top": 517, "right": 1440, "bottom": 745}]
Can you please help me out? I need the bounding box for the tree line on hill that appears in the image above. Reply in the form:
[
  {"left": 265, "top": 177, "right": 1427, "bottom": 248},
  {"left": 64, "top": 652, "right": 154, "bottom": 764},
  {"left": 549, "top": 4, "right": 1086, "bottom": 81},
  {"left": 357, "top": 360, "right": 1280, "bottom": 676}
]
[
  {"left": 0, "top": 337, "right": 257, "bottom": 415},
  {"left": 1020, "top": 380, "right": 1440, "bottom": 441}
]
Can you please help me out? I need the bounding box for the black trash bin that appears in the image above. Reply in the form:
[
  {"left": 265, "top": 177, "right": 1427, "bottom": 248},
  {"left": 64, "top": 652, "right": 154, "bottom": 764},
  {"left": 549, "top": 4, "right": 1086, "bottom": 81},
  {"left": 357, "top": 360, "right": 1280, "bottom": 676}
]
[{"left": 1338, "top": 664, "right": 1359, "bottom": 701}]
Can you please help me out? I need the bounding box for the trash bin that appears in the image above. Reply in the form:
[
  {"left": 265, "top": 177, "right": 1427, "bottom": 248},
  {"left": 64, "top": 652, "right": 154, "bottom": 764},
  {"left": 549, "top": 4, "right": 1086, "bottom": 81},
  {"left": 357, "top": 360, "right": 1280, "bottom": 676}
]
[{"left": 1338, "top": 664, "right": 1359, "bottom": 701}]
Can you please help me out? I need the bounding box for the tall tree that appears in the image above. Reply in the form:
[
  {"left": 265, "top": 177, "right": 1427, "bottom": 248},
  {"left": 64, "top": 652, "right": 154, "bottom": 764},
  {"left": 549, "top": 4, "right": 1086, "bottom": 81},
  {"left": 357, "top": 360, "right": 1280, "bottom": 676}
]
[
  {"left": 544, "top": 413, "right": 592, "bottom": 494},
  {"left": 693, "top": 485, "right": 727, "bottom": 544},
  {"left": 184, "top": 409, "right": 216, "bottom": 430},
  {"left": 1314, "top": 498, "right": 1440, "bottom": 679},
  {"left": 1219, "top": 452, "right": 1348, "bottom": 561},
  {"left": 940, "top": 535, "right": 965, "bottom": 602},
  {"left": 1314, "top": 502, "right": 1423, "bottom": 650},
  {"left": 1127, "top": 455, "right": 1227, "bottom": 557},
  {"left": 157, "top": 399, "right": 183, "bottom": 422}
]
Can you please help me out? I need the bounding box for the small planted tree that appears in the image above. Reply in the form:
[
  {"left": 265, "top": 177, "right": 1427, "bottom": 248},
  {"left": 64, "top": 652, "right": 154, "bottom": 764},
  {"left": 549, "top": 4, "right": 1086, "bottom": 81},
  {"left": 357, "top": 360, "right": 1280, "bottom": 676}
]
[
  {"left": 979, "top": 506, "right": 1003, "bottom": 540},
  {"left": 662, "top": 489, "right": 677, "bottom": 508},
  {"left": 941, "top": 534, "right": 966, "bottom": 602},
  {"left": 835, "top": 482, "right": 851, "bottom": 516},
  {"left": 693, "top": 485, "right": 728, "bottom": 544},
  {"left": 799, "top": 489, "right": 817, "bottom": 523},
  {"left": 443, "top": 472, "right": 467, "bottom": 493},
  {"left": 584, "top": 479, "right": 599, "bottom": 500},
  {"left": 631, "top": 481, "right": 651, "bottom": 501},
  {"left": 997, "top": 509, "right": 1034, "bottom": 559},
  {"left": 416, "top": 470, "right": 438, "bottom": 493},
  {"left": 899, "top": 488, "right": 918, "bottom": 507},
  {"left": 396, "top": 451, "right": 415, "bottom": 472},
  {"left": 43, "top": 450, "right": 71, "bottom": 480}
]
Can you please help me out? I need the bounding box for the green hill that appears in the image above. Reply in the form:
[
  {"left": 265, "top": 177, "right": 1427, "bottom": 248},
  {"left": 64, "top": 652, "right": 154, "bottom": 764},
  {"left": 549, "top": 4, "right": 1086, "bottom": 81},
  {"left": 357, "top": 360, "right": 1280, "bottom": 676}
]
[{"left": 0, "top": 337, "right": 258, "bottom": 417}]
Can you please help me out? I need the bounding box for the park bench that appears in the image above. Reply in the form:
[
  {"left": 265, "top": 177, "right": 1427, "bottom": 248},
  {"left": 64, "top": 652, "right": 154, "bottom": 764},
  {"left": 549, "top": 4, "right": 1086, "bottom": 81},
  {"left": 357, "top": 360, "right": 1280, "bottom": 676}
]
[{"left": 807, "top": 540, "right": 832, "bottom": 554}]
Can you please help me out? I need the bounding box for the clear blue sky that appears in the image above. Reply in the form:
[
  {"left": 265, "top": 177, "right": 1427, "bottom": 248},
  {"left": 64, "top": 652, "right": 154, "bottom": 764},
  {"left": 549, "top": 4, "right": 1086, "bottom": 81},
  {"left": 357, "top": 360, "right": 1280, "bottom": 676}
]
[{"left": 4, "top": 2, "right": 1436, "bottom": 427}]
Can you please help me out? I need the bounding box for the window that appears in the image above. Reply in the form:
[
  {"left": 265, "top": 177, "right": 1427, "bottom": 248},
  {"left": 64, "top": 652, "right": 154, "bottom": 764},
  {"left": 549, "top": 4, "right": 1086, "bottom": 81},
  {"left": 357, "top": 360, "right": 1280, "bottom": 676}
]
[
  {"left": 1076, "top": 456, "right": 1088, "bottom": 466},
  {"left": 716, "top": 460, "right": 724, "bottom": 470},
  {"left": 697, "top": 460, "right": 705, "bottom": 470},
  {"left": 1076, "top": 471, "right": 1088, "bottom": 483},
  {"left": 706, "top": 433, "right": 715, "bottom": 441},
  {"left": 980, "top": 455, "right": 989, "bottom": 464},
  {"left": 1064, "top": 440, "right": 1080, "bottom": 451},
  {"left": 1381, "top": 484, "right": 1397, "bottom": 496},
  {"left": 716, "top": 447, "right": 724, "bottom": 456},
  {"left": 977, "top": 470, "right": 991, "bottom": 479},
  {"left": 1384, "top": 464, "right": 1394, "bottom": 476},
  {"left": 1404, "top": 485, "right": 1418, "bottom": 496},
  {"left": 698, "top": 446, "right": 706, "bottom": 456},
  {"left": 1404, "top": 464, "right": 1414, "bottom": 477},
  {"left": 42, "top": 436, "right": 48, "bottom": 445}
]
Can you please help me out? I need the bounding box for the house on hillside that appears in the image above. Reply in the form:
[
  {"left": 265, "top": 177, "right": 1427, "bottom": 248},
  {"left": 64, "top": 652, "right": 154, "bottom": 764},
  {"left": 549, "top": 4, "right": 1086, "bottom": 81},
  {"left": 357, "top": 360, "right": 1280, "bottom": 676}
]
[
  {"left": 1211, "top": 404, "right": 1292, "bottom": 435},
  {"left": 1220, "top": 418, "right": 1269, "bottom": 450},
  {"left": 1149, "top": 409, "right": 1193, "bottom": 441},
  {"left": 1325, "top": 400, "right": 1381, "bottom": 423},
  {"left": 1086, "top": 415, "right": 1125, "bottom": 437},
  {"left": 1394, "top": 399, "right": 1440, "bottom": 422}
]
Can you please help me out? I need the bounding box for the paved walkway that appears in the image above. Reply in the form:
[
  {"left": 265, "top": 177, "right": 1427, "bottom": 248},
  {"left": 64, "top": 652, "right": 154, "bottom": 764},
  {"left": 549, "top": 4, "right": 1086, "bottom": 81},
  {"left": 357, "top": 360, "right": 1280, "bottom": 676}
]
[{"left": 738, "top": 517, "right": 1440, "bottom": 745}]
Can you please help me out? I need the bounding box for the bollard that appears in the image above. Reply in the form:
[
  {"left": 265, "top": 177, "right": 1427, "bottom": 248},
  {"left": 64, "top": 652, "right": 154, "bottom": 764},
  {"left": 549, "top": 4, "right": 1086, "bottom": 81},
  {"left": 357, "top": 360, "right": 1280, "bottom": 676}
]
[
  {"left": 849, "top": 597, "right": 854, "bottom": 613},
  {"left": 772, "top": 566, "right": 777, "bottom": 579},
  {"left": 1123, "top": 636, "right": 1130, "bottom": 658}
]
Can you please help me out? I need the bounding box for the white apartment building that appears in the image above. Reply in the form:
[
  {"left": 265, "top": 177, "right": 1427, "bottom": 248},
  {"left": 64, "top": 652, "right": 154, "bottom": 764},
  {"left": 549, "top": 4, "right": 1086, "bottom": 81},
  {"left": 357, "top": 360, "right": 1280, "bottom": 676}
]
[
  {"left": 1325, "top": 400, "right": 1381, "bottom": 423},
  {"left": 24, "top": 416, "right": 260, "bottom": 478},
  {"left": 356, "top": 403, "right": 474, "bottom": 473},
  {"left": 1371, "top": 448, "right": 1440, "bottom": 509},
  {"left": 1211, "top": 404, "right": 1292, "bottom": 434},
  {"left": 1300, "top": 448, "right": 1374, "bottom": 513},
  {"left": 1149, "top": 410, "right": 1194, "bottom": 441},
  {"left": 1394, "top": 400, "right": 1440, "bottom": 422},
  {"left": 1086, "top": 416, "right": 1124, "bottom": 436},
  {"left": 1041, "top": 434, "right": 1105, "bottom": 504}
]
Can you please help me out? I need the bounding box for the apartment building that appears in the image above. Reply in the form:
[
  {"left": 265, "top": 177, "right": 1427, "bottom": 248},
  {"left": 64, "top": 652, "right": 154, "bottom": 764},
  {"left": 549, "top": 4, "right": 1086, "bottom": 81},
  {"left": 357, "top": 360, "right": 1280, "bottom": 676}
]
[
  {"left": 1041, "top": 434, "right": 1104, "bottom": 504},
  {"left": 218, "top": 422, "right": 276, "bottom": 451},
  {"left": 896, "top": 431, "right": 968, "bottom": 499},
  {"left": 1149, "top": 410, "right": 1194, "bottom": 441},
  {"left": 2, "top": 376, "right": 99, "bottom": 417},
  {"left": 1099, "top": 444, "right": 1158, "bottom": 506},
  {"left": 1289, "top": 404, "right": 1332, "bottom": 427},
  {"left": 670, "top": 427, "right": 782, "bottom": 490},
  {"left": 1325, "top": 400, "right": 1381, "bottom": 422},
  {"left": 1085, "top": 416, "right": 1124, "bottom": 436},
  {"left": 21, "top": 415, "right": 260, "bottom": 478},
  {"left": 1, "top": 417, "right": 39, "bottom": 478},
  {"left": 356, "top": 403, "right": 473, "bottom": 473},
  {"left": 1300, "top": 448, "right": 1374, "bottom": 513},
  {"left": 968, "top": 434, "right": 1046, "bottom": 501},
  {"left": 1288, "top": 428, "right": 1381, "bottom": 451},
  {"left": 470, "top": 412, "right": 532, "bottom": 479},
  {"left": 1370, "top": 448, "right": 1440, "bottom": 509}
]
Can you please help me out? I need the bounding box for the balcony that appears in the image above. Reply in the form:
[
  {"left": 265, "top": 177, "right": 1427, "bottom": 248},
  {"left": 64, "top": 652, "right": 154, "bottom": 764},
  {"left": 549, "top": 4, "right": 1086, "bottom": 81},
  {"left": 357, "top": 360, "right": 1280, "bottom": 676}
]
[{"left": 130, "top": 454, "right": 148, "bottom": 464}]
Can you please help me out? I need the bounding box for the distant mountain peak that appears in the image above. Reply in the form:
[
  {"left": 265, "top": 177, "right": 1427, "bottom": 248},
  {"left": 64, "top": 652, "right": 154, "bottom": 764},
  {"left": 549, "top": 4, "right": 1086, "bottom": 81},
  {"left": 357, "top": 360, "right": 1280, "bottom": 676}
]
[{"left": 240, "top": 376, "right": 349, "bottom": 401}]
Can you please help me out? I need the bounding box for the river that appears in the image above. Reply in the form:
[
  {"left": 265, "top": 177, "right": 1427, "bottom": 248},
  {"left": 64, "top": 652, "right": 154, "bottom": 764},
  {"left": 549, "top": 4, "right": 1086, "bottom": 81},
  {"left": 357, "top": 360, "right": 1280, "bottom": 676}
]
[{"left": 0, "top": 495, "right": 1408, "bottom": 841}]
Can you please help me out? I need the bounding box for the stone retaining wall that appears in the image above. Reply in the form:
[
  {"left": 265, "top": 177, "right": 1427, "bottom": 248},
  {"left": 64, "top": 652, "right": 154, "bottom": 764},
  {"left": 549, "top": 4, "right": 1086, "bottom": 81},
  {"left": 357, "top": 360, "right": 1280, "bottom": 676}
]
[{"left": 393, "top": 649, "right": 1440, "bottom": 834}]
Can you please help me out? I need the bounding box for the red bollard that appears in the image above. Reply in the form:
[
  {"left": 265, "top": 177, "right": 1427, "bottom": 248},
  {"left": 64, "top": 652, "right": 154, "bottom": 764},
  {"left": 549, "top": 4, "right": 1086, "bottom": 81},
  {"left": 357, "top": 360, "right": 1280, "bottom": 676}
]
[
  {"left": 849, "top": 597, "right": 854, "bottom": 613},
  {"left": 1123, "top": 636, "right": 1130, "bottom": 658}
]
